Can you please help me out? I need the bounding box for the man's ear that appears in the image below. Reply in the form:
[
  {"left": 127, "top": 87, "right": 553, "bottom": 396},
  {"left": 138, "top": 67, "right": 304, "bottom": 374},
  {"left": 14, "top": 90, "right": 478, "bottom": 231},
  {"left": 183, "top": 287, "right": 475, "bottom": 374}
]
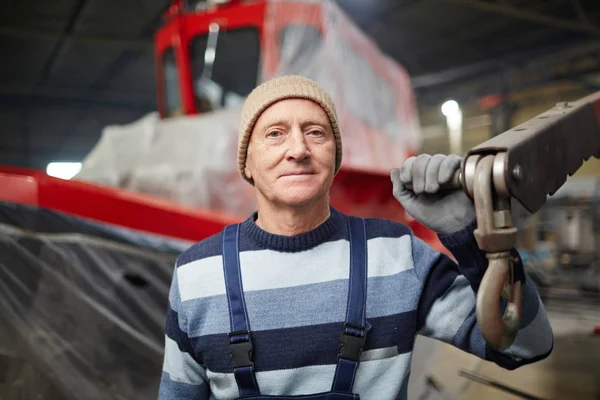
[{"left": 244, "top": 143, "right": 253, "bottom": 180}]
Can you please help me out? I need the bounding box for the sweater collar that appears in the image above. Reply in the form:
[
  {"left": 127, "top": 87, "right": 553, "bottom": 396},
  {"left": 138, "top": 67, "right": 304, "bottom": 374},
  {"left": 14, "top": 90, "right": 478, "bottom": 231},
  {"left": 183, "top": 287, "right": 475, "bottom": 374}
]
[{"left": 241, "top": 206, "right": 345, "bottom": 252}]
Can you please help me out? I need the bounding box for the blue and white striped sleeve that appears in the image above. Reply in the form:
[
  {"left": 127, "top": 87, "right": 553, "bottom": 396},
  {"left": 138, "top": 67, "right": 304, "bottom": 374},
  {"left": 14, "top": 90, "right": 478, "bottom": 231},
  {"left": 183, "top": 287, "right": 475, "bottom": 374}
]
[
  {"left": 412, "top": 221, "right": 554, "bottom": 370},
  {"left": 158, "top": 264, "right": 211, "bottom": 399}
]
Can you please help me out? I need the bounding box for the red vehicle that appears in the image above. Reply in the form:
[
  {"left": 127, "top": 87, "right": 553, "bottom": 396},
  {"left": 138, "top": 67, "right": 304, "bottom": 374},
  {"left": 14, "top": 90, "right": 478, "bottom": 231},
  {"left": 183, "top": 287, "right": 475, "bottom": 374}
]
[
  {"left": 1, "top": 0, "right": 442, "bottom": 250},
  {"left": 151, "top": 0, "right": 443, "bottom": 249},
  {"left": 0, "top": 1, "right": 443, "bottom": 399}
]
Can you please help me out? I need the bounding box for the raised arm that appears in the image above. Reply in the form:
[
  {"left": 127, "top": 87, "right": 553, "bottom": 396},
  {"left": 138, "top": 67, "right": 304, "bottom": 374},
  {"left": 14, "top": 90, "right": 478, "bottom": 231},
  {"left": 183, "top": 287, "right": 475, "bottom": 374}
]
[{"left": 391, "top": 153, "right": 553, "bottom": 368}]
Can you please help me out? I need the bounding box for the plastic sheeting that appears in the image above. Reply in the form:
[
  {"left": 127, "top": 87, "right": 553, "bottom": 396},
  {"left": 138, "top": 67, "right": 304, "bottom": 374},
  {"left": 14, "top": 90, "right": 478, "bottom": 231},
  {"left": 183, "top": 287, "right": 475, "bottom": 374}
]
[
  {"left": 0, "top": 202, "right": 190, "bottom": 399},
  {"left": 76, "top": 0, "right": 420, "bottom": 216},
  {"left": 77, "top": 107, "right": 255, "bottom": 217},
  {"left": 264, "top": 0, "right": 421, "bottom": 168}
]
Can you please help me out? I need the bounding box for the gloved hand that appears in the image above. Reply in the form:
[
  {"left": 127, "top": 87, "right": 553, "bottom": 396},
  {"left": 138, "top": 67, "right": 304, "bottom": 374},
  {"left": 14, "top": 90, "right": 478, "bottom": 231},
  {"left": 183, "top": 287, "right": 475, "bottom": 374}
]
[{"left": 391, "top": 154, "right": 476, "bottom": 235}]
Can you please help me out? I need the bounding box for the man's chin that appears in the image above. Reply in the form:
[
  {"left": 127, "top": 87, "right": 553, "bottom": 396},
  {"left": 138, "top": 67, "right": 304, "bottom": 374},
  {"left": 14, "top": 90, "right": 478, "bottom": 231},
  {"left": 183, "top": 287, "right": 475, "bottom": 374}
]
[
  {"left": 255, "top": 178, "right": 331, "bottom": 208},
  {"left": 275, "top": 185, "right": 323, "bottom": 207}
]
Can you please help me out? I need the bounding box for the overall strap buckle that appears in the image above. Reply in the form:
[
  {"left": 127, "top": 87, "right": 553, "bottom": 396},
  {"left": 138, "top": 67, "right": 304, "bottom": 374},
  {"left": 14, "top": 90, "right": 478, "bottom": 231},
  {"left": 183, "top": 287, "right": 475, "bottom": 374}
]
[
  {"left": 338, "top": 323, "right": 367, "bottom": 362},
  {"left": 222, "top": 224, "right": 260, "bottom": 397},
  {"left": 333, "top": 217, "right": 371, "bottom": 394},
  {"left": 228, "top": 330, "right": 254, "bottom": 369}
]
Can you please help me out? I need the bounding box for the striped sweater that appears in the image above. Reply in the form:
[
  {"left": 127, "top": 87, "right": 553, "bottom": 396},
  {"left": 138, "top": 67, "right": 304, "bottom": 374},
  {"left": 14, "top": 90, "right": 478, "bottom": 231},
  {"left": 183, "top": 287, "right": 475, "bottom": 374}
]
[{"left": 159, "top": 207, "right": 553, "bottom": 399}]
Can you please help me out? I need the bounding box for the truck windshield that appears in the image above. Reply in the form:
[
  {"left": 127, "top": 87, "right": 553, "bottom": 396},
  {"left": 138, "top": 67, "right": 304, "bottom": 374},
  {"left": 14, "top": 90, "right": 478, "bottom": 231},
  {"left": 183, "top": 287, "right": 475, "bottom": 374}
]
[{"left": 189, "top": 26, "right": 260, "bottom": 112}]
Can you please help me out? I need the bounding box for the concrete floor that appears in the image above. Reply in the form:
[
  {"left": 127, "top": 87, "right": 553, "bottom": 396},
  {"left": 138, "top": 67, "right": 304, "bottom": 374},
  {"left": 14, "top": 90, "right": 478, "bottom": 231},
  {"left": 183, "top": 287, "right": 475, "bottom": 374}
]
[{"left": 409, "top": 292, "right": 600, "bottom": 400}]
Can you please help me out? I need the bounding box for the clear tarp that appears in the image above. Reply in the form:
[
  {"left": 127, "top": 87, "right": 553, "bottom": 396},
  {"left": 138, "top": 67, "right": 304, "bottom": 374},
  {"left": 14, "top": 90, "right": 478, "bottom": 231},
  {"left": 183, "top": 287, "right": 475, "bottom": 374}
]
[
  {"left": 76, "top": 0, "right": 421, "bottom": 216},
  {"left": 0, "top": 202, "right": 190, "bottom": 399}
]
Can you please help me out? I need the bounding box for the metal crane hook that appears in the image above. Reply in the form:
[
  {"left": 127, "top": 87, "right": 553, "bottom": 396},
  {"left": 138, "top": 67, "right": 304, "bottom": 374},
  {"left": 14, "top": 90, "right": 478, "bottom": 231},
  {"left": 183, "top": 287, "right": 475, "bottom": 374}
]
[
  {"left": 470, "top": 155, "right": 521, "bottom": 350},
  {"left": 405, "top": 154, "right": 522, "bottom": 350},
  {"left": 413, "top": 90, "right": 600, "bottom": 350}
]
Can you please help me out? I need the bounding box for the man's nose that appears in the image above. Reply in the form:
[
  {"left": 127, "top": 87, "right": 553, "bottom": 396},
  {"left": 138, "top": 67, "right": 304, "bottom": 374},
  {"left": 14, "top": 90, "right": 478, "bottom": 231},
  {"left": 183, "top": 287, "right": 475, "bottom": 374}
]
[{"left": 286, "top": 128, "right": 310, "bottom": 161}]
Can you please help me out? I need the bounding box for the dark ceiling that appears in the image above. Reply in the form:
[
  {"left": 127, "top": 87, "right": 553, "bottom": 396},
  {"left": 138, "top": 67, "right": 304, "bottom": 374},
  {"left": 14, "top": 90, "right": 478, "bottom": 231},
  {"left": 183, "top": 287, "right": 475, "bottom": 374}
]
[{"left": 1, "top": 0, "right": 600, "bottom": 169}]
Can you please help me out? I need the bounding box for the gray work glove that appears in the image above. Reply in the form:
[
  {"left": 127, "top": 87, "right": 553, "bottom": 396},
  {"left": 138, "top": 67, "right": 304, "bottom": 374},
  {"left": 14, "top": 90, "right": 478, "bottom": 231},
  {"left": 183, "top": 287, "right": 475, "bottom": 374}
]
[{"left": 391, "top": 154, "right": 476, "bottom": 235}]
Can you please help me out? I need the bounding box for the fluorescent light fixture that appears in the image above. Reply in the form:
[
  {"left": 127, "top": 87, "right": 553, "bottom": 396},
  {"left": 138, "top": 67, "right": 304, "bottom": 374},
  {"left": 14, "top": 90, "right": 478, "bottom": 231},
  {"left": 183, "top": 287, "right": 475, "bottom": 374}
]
[
  {"left": 441, "top": 100, "right": 459, "bottom": 117},
  {"left": 441, "top": 100, "right": 463, "bottom": 155},
  {"left": 46, "top": 162, "right": 82, "bottom": 180}
]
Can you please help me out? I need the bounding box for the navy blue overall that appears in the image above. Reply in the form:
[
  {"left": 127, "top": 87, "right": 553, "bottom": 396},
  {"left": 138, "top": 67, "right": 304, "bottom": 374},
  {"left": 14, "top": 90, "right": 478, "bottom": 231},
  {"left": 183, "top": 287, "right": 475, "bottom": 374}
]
[{"left": 221, "top": 216, "right": 369, "bottom": 399}]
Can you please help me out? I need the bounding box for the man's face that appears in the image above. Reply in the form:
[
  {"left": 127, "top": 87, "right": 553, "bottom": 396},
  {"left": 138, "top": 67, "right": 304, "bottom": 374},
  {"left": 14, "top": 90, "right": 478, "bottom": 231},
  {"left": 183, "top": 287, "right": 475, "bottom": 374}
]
[{"left": 245, "top": 98, "right": 337, "bottom": 208}]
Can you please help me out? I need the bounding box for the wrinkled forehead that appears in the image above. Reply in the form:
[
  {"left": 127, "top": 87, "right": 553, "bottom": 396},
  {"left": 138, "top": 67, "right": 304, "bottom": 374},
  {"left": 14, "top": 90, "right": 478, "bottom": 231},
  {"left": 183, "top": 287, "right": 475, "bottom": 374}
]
[{"left": 252, "top": 98, "right": 332, "bottom": 133}]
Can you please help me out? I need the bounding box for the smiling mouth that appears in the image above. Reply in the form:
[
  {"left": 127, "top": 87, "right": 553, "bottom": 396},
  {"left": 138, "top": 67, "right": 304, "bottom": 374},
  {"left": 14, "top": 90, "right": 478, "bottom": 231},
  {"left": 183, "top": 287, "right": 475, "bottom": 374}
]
[{"left": 281, "top": 172, "right": 314, "bottom": 177}]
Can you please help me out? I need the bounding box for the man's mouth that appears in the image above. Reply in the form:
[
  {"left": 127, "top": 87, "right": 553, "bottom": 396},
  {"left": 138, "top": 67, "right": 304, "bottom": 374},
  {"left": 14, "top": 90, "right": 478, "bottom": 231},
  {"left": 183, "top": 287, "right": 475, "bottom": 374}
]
[{"left": 280, "top": 172, "right": 315, "bottom": 177}]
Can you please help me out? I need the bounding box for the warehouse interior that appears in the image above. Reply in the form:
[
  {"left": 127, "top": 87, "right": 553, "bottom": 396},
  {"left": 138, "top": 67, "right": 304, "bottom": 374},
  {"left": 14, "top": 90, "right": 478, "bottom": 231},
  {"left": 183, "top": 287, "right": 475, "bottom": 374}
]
[{"left": 1, "top": 0, "right": 600, "bottom": 399}]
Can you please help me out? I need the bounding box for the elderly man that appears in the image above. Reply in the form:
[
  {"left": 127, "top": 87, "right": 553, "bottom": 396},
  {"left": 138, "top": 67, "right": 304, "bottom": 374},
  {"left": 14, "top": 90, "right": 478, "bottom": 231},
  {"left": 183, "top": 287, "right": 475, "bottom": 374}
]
[{"left": 158, "top": 76, "right": 553, "bottom": 399}]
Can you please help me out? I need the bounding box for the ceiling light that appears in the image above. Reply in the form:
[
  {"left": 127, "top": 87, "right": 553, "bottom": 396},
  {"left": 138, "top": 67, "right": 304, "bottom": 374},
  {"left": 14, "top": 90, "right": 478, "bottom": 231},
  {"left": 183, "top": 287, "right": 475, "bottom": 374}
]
[{"left": 441, "top": 100, "right": 460, "bottom": 117}]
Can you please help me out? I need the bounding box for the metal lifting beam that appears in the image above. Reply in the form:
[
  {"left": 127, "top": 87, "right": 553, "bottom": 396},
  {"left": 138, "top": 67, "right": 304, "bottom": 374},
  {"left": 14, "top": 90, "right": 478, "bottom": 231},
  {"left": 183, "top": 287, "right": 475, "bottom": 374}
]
[{"left": 441, "top": 91, "right": 600, "bottom": 350}]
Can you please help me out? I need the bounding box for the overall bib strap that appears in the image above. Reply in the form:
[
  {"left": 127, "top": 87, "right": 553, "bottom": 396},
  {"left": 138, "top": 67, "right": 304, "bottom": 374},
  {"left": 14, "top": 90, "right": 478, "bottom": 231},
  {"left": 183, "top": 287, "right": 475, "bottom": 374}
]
[
  {"left": 222, "top": 224, "right": 260, "bottom": 397},
  {"left": 331, "top": 216, "right": 369, "bottom": 393}
]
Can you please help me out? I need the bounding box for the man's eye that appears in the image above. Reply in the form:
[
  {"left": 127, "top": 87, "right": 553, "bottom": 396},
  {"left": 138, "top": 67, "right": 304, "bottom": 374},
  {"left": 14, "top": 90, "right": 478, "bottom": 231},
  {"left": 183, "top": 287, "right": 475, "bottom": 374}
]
[
  {"left": 309, "top": 130, "right": 323, "bottom": 136},
  {"left": 267, "top": 130, "right": 282, "bottom": 137}
]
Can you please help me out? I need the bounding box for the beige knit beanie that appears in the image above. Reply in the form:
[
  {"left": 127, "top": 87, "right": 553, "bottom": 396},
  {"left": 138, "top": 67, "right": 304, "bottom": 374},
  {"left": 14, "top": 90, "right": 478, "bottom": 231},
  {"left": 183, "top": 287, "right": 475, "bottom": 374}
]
[{"left": 238, "top": 75, "right": 342, "bottom": 184}]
